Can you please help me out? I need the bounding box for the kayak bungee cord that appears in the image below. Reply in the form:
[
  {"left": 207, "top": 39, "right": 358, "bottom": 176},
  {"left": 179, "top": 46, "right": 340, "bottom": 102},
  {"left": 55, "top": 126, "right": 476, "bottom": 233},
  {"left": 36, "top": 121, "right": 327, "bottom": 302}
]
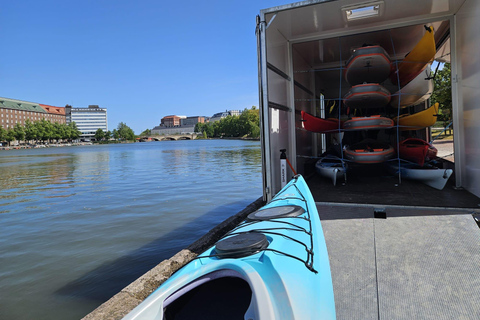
[{"left": 193, "top": 176, "right": 319, "bottom": 274}]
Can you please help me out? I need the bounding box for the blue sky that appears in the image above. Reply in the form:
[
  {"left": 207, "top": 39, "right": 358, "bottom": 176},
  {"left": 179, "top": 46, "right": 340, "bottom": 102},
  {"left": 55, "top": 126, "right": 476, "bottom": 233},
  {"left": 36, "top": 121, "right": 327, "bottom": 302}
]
[{"left": 1, "top": 0, "right": 292, "bottom": 134}]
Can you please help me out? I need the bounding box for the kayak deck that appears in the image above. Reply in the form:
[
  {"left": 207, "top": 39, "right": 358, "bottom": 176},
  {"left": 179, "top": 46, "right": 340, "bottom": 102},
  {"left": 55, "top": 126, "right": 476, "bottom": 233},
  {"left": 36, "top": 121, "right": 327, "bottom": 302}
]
[{"left": 318, "top": 202, "right": 480, "bottom": 320}]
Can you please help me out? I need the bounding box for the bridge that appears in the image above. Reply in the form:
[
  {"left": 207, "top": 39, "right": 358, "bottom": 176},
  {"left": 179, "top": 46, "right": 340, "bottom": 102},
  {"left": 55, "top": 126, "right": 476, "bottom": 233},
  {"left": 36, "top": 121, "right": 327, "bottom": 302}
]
[{"left": 138, "top": 133, "right": 199, "bottom": 141}]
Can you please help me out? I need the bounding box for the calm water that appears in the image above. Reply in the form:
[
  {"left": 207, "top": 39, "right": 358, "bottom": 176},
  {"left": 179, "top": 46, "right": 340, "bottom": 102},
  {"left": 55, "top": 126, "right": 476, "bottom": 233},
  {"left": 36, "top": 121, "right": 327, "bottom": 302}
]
[{"left": 0, "top": 140, "right": 262, "bottom": 320}]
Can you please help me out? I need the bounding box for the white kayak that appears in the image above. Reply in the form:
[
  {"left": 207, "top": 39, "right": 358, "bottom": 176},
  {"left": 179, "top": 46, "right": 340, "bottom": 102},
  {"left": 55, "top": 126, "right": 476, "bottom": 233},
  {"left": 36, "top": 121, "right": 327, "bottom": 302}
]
[
  {"left": 387, "top": 160, "right": 453, "bottom": 190},
  {"left": 390, "top": 64, "right": 433, "bottom": 108},
  {"left": 315, "top": 156, "right": 348, "bottom": 186}
]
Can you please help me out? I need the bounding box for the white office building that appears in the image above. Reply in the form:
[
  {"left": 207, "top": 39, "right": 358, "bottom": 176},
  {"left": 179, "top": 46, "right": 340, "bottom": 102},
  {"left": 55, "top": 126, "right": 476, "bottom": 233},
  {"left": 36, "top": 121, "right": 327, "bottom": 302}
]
[{"left": 65, "top": 105, "right": 108, "bottom": 140}]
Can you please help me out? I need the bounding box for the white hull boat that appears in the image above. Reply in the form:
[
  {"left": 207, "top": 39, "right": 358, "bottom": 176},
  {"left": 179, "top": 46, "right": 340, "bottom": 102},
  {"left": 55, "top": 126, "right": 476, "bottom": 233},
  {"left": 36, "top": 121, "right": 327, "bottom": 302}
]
[
  {"left": 315, "top": 156, "right": 348, "bottom": 186},
  {"left": 387, "top": 160, "right": 453, "bottom": 190},
  {"left": 390, "top": 65, "right": 433, "bottom": 108}
]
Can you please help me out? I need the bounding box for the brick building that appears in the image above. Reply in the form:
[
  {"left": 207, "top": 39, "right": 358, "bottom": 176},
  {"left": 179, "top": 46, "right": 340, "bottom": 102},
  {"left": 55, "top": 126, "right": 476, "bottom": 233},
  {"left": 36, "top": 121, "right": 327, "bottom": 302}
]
[
  {"left": 0, "top": 97, "right": 65, "bottom": 129},
  {"left": 161, "top": 115, "right": 184, "bottom": 127}
]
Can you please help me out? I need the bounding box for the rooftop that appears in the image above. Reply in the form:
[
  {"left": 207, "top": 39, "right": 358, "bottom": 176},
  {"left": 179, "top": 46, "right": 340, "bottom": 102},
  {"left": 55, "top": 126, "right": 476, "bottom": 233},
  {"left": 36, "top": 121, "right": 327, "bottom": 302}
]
[{"left": 0, "top": 97, "right": 47, "bottom": 113}]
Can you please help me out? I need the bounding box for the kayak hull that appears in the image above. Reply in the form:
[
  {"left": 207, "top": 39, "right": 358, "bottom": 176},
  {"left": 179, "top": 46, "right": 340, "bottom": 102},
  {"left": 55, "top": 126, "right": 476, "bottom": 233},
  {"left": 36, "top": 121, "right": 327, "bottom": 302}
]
[
  {"left": 315, "top": 156, "right": 348, "bottom": 186},
  {"left": 391, "top": 26, "right": 436, "bottom": 87},
  {"left": 344, "top": 139, "right": 394, "bottom": 164},
  {"left": 391, "top": 65, "right": 433, "bottom": 108},
  {"left": 344, "top": 115, "right": 394, "bottom": 131},
  {"left": 344, "top": 45, "right": 392, "bottom": 85},
  {"left": 343, "top": 83, "right": 391, "bottom": 109},
  {"left": 301, "top": 110, "right": 342, "bottom": 133},
  {"left": 387, "top": 161, "right": 453, "bottom": 190},
  {"left": 398, "top": 138, "right": 438, "bottom": 166},
  {"left": 122, "top": 175, "right": 336, "bottom": 320},
  {"left": 394, "top": 103, "right": 439, "bottom": 130}
]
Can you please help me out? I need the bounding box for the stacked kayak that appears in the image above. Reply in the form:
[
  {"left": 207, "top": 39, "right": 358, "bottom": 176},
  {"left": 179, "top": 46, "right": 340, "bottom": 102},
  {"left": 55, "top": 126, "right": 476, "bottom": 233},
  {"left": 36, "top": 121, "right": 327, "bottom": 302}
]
[
  {"left": 391, "top": 26, "right": 436, "bottom": 87},
  {"left": 344, "top": 45, "right": 392, "bottom": 85},
  {"left": 394, "top": 103, "right": 439, "bottom": 130},
  {"left": 390, "top": 64, "right": 433, "bottom": 108},
  {"left": 344, "top": 139, "right": 394, "bottom": 164},
  {"left": 315, "top": 155, "right": 348, "bottom": 186},
  {"left": 301, "top": 110, "right": 342, "bottom": 133},
  {"left": 122, "top": 175, "right": 336, "bottom": 320},
  {"left": 344, "top": 115, "right": 394, "bottom": 130},
  {"left": 343, "top": 83, "right": 391, "bottom": 109},
  {"left": 398, "top": 138, "right": 438, "bottom": 166},
  {"left": 387, "top": 160, "right": 453, "bottom": 190}
]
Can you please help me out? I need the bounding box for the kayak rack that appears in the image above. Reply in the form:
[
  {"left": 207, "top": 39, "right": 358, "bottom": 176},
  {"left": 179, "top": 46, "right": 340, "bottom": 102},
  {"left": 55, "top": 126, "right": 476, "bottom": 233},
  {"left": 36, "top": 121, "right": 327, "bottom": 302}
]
[{"left": 194, "top": 183, "right": 319, "bottom": 274}]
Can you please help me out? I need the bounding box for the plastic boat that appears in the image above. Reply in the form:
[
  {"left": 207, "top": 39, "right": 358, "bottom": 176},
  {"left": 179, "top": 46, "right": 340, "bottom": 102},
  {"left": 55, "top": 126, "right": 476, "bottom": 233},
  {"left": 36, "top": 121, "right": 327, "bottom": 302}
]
[
  {"left": 122, "top": 175, "right": 336, "bottom": 320},
  {"left": 387, "top": 160, "right": 453, "bottom": 190},
  {"left": 343, "top": 83, "right": 391, "bottom": 109},
  {"left": 394, "top": 102, "right": 439, "bottom": 130},
  {"left": 344, "top": 115, "right": 394, "bottom": 131},
  {"left": 344, "top": 45, "right": 392, "bottom": 85},
  {"left": 390, "top": 64, "right": 433, "bottom": 108},
  {"left": 391, "top": 26, "right": 436, "bottom": 86},
  {"left": 344, "top": 139, "right": 394, "bottom": 164},
  {"left": 397, "top": 138, "right": 438, "bottom": 166},
  {"left": 301, "top": 110, "right": 342, "bottom": 133},
  {"left": 315, "top": 156, "right": 348, "bottom": 186}
]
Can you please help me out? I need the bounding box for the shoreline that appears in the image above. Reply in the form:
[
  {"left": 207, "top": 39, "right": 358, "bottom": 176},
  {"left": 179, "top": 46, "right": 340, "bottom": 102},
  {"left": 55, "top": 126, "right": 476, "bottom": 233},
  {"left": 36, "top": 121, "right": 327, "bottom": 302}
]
[{"left": 0, "top": 142, "right": 94, "bottom": 151}]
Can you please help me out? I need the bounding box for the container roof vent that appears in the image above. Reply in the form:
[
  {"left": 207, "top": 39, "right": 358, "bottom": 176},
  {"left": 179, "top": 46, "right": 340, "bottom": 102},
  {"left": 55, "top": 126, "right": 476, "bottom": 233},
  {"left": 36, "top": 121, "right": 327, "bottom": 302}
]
[{"left": 342, "top": 1, "right": 384, "bottom": 21}]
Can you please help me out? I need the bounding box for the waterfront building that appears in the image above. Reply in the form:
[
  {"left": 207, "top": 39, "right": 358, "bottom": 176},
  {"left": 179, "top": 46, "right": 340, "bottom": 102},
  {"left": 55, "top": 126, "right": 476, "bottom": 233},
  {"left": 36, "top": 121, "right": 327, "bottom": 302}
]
[
  {"left": 209, "top": 110, "right": 242, "bottom": 122},
  {"left": 40, "top": 104, "right": 66, "bottom": 124},
  {"left": 180, "top": 116, "right": 205, "bottom": 127},
  {"left": 65, "top": 105, "right": 108, "bottom": 141},
  {"left": 161, "top": 115, "right": 186, "bottom": 127},
  {"left": 0, "top": 97, "right": 65, "bottom": 129},
  {"left": 151, "top": 125, "right": 195, "bottom": 135}
]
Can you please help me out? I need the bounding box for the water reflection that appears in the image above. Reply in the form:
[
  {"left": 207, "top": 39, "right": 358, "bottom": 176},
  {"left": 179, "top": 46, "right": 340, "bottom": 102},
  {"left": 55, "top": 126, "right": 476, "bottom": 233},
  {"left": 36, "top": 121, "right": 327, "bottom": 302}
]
[{"left": 0, "top": 140, "right": 262, "bottom": 320}]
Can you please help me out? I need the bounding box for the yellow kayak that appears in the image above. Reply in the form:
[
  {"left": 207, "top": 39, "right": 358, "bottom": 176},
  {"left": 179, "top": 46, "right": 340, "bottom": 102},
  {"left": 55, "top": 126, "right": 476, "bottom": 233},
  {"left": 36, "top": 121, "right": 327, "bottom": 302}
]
[
  {"left": 394, "top": 103, "right": 439, "bottom": 130},
  {"left": 392, "top": 26, "right": 436, "bottom": 87}
]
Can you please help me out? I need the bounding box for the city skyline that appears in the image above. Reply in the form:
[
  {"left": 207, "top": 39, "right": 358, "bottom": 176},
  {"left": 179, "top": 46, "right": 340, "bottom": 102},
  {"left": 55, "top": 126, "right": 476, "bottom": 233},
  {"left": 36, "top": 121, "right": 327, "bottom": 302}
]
[{"left": 0, "top": 0, "right": 292, "bottom": 134}]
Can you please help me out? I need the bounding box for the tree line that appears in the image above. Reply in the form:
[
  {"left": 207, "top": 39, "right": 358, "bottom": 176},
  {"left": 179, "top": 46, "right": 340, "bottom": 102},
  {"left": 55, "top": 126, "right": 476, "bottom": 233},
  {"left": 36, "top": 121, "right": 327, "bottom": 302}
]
[
  {"left": 194, "top": 107, "right": 260, "bottom": 138},
  {"left": 94, "top": 122, "right": 135, "bottom": 141},
  {"left": 0, "top": 119, "right": 81, "bottom": 145}
]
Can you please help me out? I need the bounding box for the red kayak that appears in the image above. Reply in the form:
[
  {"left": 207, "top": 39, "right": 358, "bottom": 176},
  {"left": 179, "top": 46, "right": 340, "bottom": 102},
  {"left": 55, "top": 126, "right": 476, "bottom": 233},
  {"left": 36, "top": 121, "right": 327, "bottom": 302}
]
[
  {"left": 398, "top": 138, "right": 438, "bottom": 166},
  {"left": 301, "top": 111, "right": 342, "bottom": 133}
]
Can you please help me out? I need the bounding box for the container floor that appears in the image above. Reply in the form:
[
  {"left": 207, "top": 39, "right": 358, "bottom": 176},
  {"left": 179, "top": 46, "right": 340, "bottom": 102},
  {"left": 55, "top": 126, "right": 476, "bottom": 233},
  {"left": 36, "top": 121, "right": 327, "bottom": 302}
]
[
  {"left": 318, "top": 203, "right": 480, "bottom": 320},
  {"left": 306, "top": 162, "right": 480, "bottom": 209}
]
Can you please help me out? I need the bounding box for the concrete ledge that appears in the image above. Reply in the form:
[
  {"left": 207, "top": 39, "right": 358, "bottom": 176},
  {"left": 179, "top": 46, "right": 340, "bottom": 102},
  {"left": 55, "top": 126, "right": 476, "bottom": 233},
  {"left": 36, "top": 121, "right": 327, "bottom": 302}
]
[{"left": 82, "top": 197, "right": 265, "bottom": 320}]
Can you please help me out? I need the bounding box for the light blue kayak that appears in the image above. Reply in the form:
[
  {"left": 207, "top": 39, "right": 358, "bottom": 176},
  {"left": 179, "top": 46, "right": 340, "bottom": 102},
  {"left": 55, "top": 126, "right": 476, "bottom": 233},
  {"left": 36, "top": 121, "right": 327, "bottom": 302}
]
[{"left": 123, "top": 175, "right": 336, "bottom": 320}]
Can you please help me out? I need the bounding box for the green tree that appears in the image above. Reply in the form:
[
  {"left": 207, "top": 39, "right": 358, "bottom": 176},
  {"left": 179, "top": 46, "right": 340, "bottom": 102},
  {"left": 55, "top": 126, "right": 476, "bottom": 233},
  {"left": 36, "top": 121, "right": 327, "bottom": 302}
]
[
  {"left": 238, "top": 107, "right": 260, "bottom": 138},
  {"left": 67, "top": 122, "right": 81, "bottom": 141},
  {"left": 0, "top": 126, "right": 6, "bottom": 143},
  {"left": 117, "top": 122, "right": 135, "bottom": 141},
  {"left": 42, "top": 119, "right": 54, "bottom": 142},
  {"left": 34, "top": 120, "right": 45, "bottom": 142},
  {"left": 140, "top": 128, "right": 151, "bottom": 136},
  {"left": 5, "top": 128, "right": 15, "bottom": 146},
  {"left": 24, "top": 119, "right": 37, "bottom": 142},
  {"left": 431, "top": 63, "right": 452, "bottom": 133},
  {"left": 105, "top": 130, "right": 112, "bottom": 140},
  {"left": 52, "top": 123, "right": 65, "bottom": 141},
  {"left": 112, "top": 129, "right": 119, "bottom": 140},
  {"left": 13, "top": 123, "right": 25, "bottom": 142},
  {"left": 94, "top": 128, "right": 105, "bottom": 141}
]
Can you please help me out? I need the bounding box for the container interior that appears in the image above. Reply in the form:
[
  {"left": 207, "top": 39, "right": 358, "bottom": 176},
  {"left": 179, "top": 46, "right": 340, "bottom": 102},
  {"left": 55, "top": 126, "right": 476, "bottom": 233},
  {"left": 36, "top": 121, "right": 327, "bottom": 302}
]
[{"left": 259, "top": 0, "right": 480, "bottom": 204}]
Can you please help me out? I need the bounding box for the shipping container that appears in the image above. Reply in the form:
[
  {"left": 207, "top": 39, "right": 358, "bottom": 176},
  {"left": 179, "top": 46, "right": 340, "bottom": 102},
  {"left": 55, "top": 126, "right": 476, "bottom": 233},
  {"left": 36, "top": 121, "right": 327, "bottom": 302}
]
[{"left": 256, "top": 0, "right": 480, "bottom": 204}]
